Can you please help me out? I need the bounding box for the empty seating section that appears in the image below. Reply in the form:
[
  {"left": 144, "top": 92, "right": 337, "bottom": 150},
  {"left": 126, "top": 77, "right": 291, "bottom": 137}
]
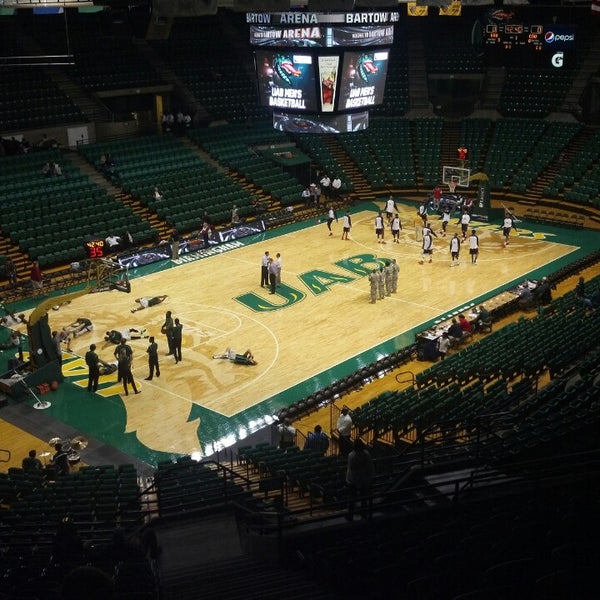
[
  {"left": 0, "top": 463, "right": 142, "bottom": 544},
  {"left": 422, "top": 17, "right": 484, "bottom": 74},
  {"left": 20, "top": 12, "right": 162, "bottom": 92},
  {"left": 510, "top": 121, "right": 582, "bottom": 194},
  {"left": 483, "top": 119, "right": 546, "bottom": 190},
  {"left": 500, "top": 70, "right": 573, "bottom": 118},
  {"left": 544, "top": 129, "right": 600, "bottom": 208},
  {"left": 371, "top": 24, "right": 410, "bottom": 117},
  {"left": 413, "top": 118, "right": 443, "bottom": 187},
  {"left": 151, "top": 16, "right": 264, "bottom": 123},
  {"left": 297, "top": 486, "right": 600, "bottom": 598},
  {"left": 459, "top": 118, "right": 492, "bottom": 173},
  {"left": 1, "top": 150, "right": 149, "bottom": 267},
  {"left": 154, "top": 456, "right": 248, "bottom": 517},
  {"left": 0, "top": 464, "right": 151, "bottom": 597},
  {"left": 0, "top": 20, "right": 83, "bottom": 131},
  {"left": 338, "top": 118, "right": 415, "bottom": 190},
  {"left": 0, "top": 67, "right": 84, "bottom": 132},
  {"left": 189, "top": 123, "right": 305, "bottom": 208},
  {"left": 240, "top": 443, "right": 351, "bottom": 503},
  {"left": 79, "top": 134, "right": 256, "bottom": 232}
]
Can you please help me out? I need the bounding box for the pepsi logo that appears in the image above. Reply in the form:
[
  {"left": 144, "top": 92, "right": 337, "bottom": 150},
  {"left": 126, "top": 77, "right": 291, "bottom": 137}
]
[{"left": 545, "top": 31, "right": 575, "bottom": 43}]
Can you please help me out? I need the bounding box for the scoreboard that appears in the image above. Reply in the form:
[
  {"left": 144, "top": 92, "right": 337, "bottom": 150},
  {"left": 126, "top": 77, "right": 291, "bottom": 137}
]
[
  {"left": 485, "top": 23, "right": 545, "bottom": 51},
  {"left": 483, "top": 23, "right": 576, "bottom": 68}
]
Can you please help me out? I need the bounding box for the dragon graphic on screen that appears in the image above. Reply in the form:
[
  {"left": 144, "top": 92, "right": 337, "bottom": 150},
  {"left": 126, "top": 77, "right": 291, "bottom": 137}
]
[
  {"left": 357, "top": 55, "right": 378, "bottom": 82},
  {"left": 274, "top": 55, "right": 302, "bottom": 85}
]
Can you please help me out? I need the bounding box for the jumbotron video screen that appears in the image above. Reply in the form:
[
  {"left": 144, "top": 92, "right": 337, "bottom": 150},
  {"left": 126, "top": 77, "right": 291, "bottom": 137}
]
[{"left": 249, "top": 10, "right": 398, "bottom": 133}]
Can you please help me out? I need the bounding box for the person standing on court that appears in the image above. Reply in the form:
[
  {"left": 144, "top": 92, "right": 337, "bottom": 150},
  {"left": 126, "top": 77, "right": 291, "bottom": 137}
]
[
  {"left": 419, "top": 230, "right": 434, "bottom": 264},
  {"left": 459, "top": 209, "right": 471, "bottom": 241},
  {"left": 502, "top": 212, "right": 515, "bottom": 247},
  {"left": 391, "top": 213, "right": 402, "bottom": 243},
  {"left": 377, "top": 266, "right": 386, "bottom": 300},
  {"left": 268, "top": 257, "right": 278, "bottom": 294},
  {"left": 85, "top": 343, "right": 100, "bottom": 392},
  {"left": 326, "top": 205, "right": 337, "bottom": 236},
  {"left": 145, "top": 336, "right": 160, "bottom": 380},
  {"left": 390, "top": 258, "right": 399, "bottom": 294},
  {"left": 418, "top": 202, "right": 428, "bottom": 226},
  {"left": 275, "top": 253, "right": 282, "bottom": 287},
  {"left": 161, "top": 310, "right": 174, "bottom": 356},
  {"left": 414, "top": 212, "right": 424, "bottom": 242},
  {"left": 368, "top": 269, "right": 378, "bottom": 304},
  {"left": 450, "top": 233, "right": 461, "bottom": 267},
  {"left": 468, "top": 229, "right": 479, "bottom": 264},
  {"left": 384, "top": 261, "right": 393, "bottom": 296},
  {"left": 260, "top": 251, "right": 270, "bottom": 288},
  {"left": 342, "top": 211, "right": 352, "bottom": 240},
  {"left": 385, "top": 195, "right": 398, "bottom": 223},
  {"left": 172, "top": 318, "right": 183, "bottom": 363},
  {"left": 441, "top": 206, "right": 451, "bottom": 237},
  {"left": 375, "top": 212, "right": 386, "bottom": 245},
  {"left": 114, "top": 338, "right": 139, "bottom": 396}
]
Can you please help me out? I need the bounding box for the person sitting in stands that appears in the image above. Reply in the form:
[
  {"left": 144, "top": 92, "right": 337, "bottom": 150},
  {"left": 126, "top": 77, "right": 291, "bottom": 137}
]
[
  {"left": 22, "top": 449, "right": 42, "bottom": 471},
  {"left": 212, "top": 348, "right": 257, "bottom": 366},
  {"left": 104, "top": 328, "right": 148, "bottom": 344},
  {"left": 458, "top": 314, "right": 472, "bottom": 337},
  {"left": 105, "top": 234, "right": 122, "bottom": 251},
  {"left": 131, "top": 295, "right": 168, "bottom": 313},
  {"left": 447, "top": 318, "right": 463, "bottom": 345},
  {"left": 303, "top": 424, "right": 330, "bottom": 454},
  {"left": 518, "top": 286, "right": 535, "bottom": 311},
  {"left": 476, "top": 305, "right": 492, "bottom": 332}
]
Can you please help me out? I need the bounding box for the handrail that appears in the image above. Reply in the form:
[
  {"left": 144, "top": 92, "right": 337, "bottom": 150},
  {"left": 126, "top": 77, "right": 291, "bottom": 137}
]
[
  {"left": 395, "top": 370, "right": 416, "bottom": 386},
  {"left": 394, "top": 410, "right": 514, "bottom": 466},
  {"left": 231, "top": 448, "right": 600, "bottom": 537}
]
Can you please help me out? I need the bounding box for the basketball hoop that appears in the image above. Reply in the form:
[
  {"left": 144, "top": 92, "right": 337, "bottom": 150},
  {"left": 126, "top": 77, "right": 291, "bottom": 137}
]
[{"left": 448, "top": 180, "right": 457, "bottom": 194}]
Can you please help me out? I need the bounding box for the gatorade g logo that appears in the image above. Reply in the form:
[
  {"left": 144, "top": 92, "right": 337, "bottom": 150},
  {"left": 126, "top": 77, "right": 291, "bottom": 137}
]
[
  {"left": 545, "top": 31, "right": 575, "bottom": 43},
  {"left": 551, "top": 52, "right": 564, "bottom": 68}
]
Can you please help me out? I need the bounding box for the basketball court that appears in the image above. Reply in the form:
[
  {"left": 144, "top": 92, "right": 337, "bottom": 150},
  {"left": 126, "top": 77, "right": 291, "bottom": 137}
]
[{"left": 3, "top": 199, "right": 596, "bottom": 466}]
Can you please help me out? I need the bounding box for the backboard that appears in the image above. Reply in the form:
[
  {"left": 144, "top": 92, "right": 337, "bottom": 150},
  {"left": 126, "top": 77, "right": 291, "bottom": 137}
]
[{"left": 442, "top": 165, "right": 470, "bottom": 188}]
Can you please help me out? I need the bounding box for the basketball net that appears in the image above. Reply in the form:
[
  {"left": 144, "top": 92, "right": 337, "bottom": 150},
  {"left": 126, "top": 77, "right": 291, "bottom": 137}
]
[{"left": 448, "top": 180, "right": 457, "bottom": 194}]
